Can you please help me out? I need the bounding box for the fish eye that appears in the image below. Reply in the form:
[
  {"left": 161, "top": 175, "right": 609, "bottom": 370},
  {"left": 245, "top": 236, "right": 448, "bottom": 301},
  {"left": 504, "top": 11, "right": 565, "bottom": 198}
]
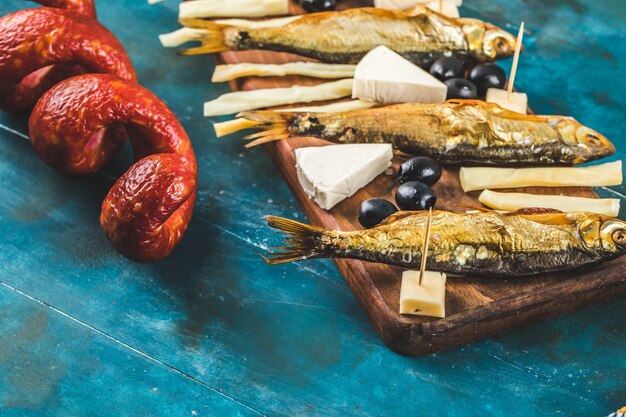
[
  {"left": 613, "top": 229, "right": 626, "bottom": 245},
  {"left": 587, "top": 134, "right": 601, "bottom": 146}
]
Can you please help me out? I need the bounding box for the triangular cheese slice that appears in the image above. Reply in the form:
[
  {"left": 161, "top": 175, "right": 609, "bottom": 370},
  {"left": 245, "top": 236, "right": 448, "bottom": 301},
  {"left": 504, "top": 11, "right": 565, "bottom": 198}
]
[
  {"left": 295, "top": 144, "right": 393, "bottom": 210},
  {"left": 352, "top": 46, "right": 447, "bottom": 104}
]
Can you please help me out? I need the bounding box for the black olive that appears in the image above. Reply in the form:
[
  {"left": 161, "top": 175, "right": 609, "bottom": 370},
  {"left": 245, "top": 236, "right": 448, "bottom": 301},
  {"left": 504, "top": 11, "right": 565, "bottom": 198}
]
[
  {"left": 429, "top": 56, "right": 464, "bottom": 81},
  {"left": 444, "top": 78, "right": 478, "bottom": 100},
  {"left": 358, "top": 199, "right": 398, "bottom": 229},
  {"left": 468, "top": 63, "right": 507, "bottom": 96},
  {"left": 395, "top": 181, "right": 437, "bottom": 211},
  {"left": 300, "top": 0, "right": 336, "bottom": 12},
  {"left": 398, "top": 156, "right": 442, "bottom": 186}
]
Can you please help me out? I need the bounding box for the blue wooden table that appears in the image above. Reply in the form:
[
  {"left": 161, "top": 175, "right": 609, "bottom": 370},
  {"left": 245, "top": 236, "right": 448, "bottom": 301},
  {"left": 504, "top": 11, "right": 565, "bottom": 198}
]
[{"left": 0, "top": 1, "right": 624, "bottom": 416}]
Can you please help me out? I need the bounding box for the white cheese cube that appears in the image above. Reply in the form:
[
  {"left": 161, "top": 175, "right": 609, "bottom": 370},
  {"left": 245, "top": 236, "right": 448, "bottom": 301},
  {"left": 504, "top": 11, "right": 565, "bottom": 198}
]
[
  {"left": 425, "top": 1, "right": 460, "bottom": 17},
  {"left": 352, "top": 46, "right": 447, "bottom": 104},
  {"left": 295, "top": 144, "right": 393, "bottom": 210},
  {"left": 374, "top": 0, "right": 461, "bottom": 9},
  {"left": 399, "top": 270, "right": 447, "bottom": 318},
  {"left": 486, "top": 88, "right": 528, "bottom": 114}
]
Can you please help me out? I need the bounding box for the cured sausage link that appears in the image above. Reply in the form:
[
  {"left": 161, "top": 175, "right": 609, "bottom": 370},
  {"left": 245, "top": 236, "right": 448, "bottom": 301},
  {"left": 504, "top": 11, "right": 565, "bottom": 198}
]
[
  {"left": 0, "top": 7, "right": 135, "bottom": 111},
  {"left": 0, "top": 3, "right": 198, "bottom": 262}
]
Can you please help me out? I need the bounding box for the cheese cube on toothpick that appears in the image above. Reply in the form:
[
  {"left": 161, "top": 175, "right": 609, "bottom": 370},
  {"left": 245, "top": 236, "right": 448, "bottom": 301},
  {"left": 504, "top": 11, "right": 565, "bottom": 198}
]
[
  {"left": 398, "top": 208, "right": 447, "bottom": 318},
  {"left": 486, "top": 22, "right": 528, "bottom": 114},
  {"left": 486, "top": 88, "right": 528, "bottom": 114},
  {"left": 399, "top": 270, "right": 447, "bottom": 318}
]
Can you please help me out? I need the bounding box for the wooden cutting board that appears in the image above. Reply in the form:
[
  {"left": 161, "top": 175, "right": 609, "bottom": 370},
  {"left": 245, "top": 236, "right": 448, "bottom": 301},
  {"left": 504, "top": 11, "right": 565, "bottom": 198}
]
[{"left": 214, "top": 1, "right": 626, "bottom": 356}]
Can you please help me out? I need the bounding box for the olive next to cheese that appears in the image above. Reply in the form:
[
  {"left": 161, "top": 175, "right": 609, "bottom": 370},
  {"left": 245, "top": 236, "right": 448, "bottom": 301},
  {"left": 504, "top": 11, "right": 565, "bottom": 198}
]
[
  {"left": 444, "top": 78, "right": 478, "bottom": 100},
  {"left": 396, "top": 181, "right": 437, "bottom": 211},
  {"left": 429, "top": 56, "right": 464, "bottom": 81},
  {"left": 398, "top": 157, "right": 442, "bottom": 186},
  {"left": 359, "top": 199, "right": 398, "bottom": 229},
  {"left": 468, "top": 63, "right": 507, "bottom": 96}
]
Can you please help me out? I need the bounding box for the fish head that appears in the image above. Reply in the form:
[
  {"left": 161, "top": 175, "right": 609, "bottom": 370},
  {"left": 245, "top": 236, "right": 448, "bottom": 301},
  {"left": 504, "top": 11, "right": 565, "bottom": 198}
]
[
  {"left": 599, "top": 217, "right": 626, "bottom": 255},
  {"left": 551, "top": 117, "right": 616, "bottom": 163},
  {"left": 460, "top": 19, "right": 517, "bottom": 60}
]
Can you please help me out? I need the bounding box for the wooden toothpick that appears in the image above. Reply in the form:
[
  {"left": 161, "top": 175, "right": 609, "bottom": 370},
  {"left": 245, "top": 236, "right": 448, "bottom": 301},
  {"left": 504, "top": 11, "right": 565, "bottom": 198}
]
[
  {"left": 507, "top": 21, "right": 525, "bottom": 99},
  {"left": 439, "top": 0, "right": 443, "bottom": 13},
  {"left": 418, "top": 207, "right": 433, "bottom": 286}
]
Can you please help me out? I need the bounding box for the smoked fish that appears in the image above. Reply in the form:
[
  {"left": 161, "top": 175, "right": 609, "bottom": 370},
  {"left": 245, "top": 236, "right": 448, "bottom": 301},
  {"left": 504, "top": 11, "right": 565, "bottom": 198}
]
[
  {"left": 240, "top": 100, "right": 615, "bottom": 166},
  {"left": 263, "top": 210, "right": 626, "bottom": 276},
  {"left": 176, "top": 6, "right": 518, "bottom": 67}
]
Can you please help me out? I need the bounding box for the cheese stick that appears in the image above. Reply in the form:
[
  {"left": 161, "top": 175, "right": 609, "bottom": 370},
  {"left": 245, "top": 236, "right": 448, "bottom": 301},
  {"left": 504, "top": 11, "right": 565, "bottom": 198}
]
[
  {"left": 213, "top": 99, "right": 375, "bottom": 137},
  {"left": 213, "top": 16, "right": 302, "bottom": 29},
  {"left": 212, "top": 62, "right": 357, "bottom": 82},
  {"left": 460, "top": 161, "right": 623, "bottom": 192},
  {"left": 179, "top": 0, "right": 289, "bottom": 19},
  {"left": 160, "top": 28, "right": 208, "bottom": 48},
  {"left": 160, "top": 18, "right": 300, "bottom": 49},
  {"left": 478, "top": 190, "right": 621, "bottom": 217},
  {"left": 204, "top": 79, "right": 354, "bottom": 117},
  {"left": 214, "top": 119, "right": 262, "bottom": 137}
]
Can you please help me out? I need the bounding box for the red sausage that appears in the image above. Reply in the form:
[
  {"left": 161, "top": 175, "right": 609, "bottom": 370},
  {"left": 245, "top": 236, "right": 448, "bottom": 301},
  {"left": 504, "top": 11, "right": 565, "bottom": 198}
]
[
  {"left": 0, "top": 8, "right": 135, "bottom": 111},
  {"left": 30, "top": 74, "right": 198, "bottom": 262},
  {"left": 32, "top": 0, "right": 96, "bottom": 18}
]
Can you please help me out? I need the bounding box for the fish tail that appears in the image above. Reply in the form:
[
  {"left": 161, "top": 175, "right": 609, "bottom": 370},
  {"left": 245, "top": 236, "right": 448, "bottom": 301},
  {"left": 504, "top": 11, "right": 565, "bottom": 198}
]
[
  {"left": 177, "top": 19, "right": 229, "bottom": 55},
  {"left": 240, "top": 111, "right": 294, "bottom": 148},
  {"left": 262, "top": 216, "right": 328, "bottom": 264}
]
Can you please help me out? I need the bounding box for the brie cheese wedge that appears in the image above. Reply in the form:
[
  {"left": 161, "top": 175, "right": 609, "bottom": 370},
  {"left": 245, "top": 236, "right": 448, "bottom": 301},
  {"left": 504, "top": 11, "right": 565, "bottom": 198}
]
[
  {"left": 399, "top": 270, "right": 447, "bottom": 318},
  {"left": 295, "top": 144, "right": 393, "bottom": 210},
  {"left": 352, "top": 46, "right": 447, "bottom": 104}
]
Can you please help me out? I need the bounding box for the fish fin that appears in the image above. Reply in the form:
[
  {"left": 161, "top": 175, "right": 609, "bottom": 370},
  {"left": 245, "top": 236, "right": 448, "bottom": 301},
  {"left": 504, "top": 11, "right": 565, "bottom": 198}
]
[
  {"left": 262, "top": 216, "right": 327, "bottom": 264},
  {"left": 177, "top": 20, "right": 228, "bottom": 55},
  {"left": 239, "top": 111, "right": 293, "bottom": 148}
]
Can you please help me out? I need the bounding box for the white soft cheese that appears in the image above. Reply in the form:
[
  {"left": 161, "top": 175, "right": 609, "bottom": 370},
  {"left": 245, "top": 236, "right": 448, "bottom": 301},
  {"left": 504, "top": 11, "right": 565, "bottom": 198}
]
[
  {"left": 374, "top": 0, "right": 462, "bottom": 10},
  {"left": 295, "top": 144, "right": 393, "bottom": 210},
  {"left": 399, "top": 270, "right": 447, "bottom": 318},
  {"left": 486, "top": 88, "right": 528, "bottom": 114},
  {"left": 352, "top": 46, "right": 447, "bottom": 104}
]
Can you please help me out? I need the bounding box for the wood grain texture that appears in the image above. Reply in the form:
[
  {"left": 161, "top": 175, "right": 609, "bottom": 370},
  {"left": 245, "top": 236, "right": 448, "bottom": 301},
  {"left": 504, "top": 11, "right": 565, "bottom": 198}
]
[{"left": 215, "top": 1, "right": 626, "bottom": 356}]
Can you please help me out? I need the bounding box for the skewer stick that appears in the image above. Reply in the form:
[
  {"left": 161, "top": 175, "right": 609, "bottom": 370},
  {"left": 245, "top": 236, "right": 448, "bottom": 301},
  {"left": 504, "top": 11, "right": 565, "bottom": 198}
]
[
  {"left": 507, "top": 21, "right": 525, "bottom": 99},
  {"left": 418, "top": 207, "right": 434, "bottom": 286},
  {"left": 439, "top": 0, "right": 443, "bottom": 13}
]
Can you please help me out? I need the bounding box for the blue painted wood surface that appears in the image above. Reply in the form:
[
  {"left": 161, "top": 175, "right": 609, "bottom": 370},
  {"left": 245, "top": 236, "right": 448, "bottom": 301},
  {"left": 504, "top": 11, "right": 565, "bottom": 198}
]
[{"left": 0, "top": 0, "right": 624, "bottom": 415}]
